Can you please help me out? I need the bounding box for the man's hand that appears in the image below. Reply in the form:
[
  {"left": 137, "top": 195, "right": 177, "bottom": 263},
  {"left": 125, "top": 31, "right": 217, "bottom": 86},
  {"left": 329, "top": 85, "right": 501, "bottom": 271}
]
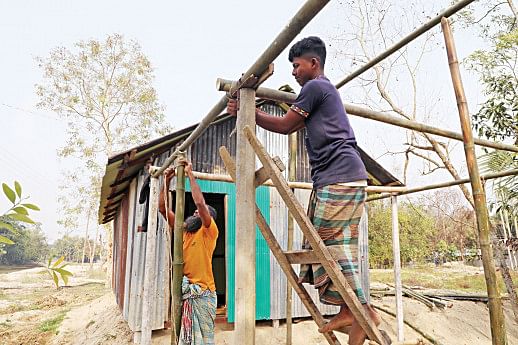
[
  {"left": 184, "top": 162, "right": 193, "bottom": 176},
  {"left": 164, "top": 167, "right": 175, "bottom": 184},
  {"left": 227, "top": 98, "right": 238, "bottom": 116}
]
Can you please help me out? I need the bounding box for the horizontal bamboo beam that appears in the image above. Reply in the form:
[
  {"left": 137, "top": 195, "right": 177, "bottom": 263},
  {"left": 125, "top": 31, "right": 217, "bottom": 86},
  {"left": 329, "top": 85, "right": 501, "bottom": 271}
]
[
  {"left": 217, "top": 79, "right": 518, "bottom": 153},
  {"left": 192, "top": 171, "right": 407, "bottom": 193},
  {"left": 367, "top": 169, "right": 518, "bottom": 202},
  {"left": 154, "top": 0, "right": 331, "bottom": 178},
  {"left": 334, "top": 0, "right": 476, "bottom": 89}
]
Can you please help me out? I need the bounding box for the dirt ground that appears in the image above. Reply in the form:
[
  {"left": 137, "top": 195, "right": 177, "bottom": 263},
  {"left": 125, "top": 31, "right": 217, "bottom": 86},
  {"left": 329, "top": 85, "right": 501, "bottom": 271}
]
[{"left": 1, "top": 263, "right": 518, "bottom": 345}]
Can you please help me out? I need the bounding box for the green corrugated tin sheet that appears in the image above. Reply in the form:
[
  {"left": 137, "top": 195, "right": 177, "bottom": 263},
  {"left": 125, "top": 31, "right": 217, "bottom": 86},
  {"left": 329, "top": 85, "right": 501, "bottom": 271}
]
[{"left": 186, "top": 180, "right": 270, "bottom": 321}]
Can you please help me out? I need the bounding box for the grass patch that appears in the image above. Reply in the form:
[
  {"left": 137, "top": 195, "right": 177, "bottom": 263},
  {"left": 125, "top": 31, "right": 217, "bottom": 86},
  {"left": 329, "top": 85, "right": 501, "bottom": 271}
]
[{"left": 38, "top": 309, "right": 68, "bottom": 334}]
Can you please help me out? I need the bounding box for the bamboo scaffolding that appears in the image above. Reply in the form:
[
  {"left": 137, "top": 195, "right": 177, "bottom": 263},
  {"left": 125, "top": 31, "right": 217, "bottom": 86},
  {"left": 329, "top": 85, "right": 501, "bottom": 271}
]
[
  {"left": 391, "top": 196, "right": 404, "bottom": 342},
  {"left": 286, "top": 132, "right": 297, "bottom": 345},
  {"left": 171, "top": 157, "right": 186, "bottom": 345},
  {"left": 334, "top": 0, "right": 476, "bottom": 88},
  {"left": 154, "top": 0, "right": 330, "bottom": 178},
  {"left": 217, "top": 79, "right": 518, "bottom": 153},
  {"left": 367, "top": 169, "right": 518, "bottom": 202},
  {"left": 441, "top": 17, "right": 507, "bottom": 345}
]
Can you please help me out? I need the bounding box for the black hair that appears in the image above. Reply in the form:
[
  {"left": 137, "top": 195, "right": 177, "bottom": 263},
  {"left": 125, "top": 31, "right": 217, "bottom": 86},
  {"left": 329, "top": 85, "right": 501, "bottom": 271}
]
[
  {"left": 184, "top": 205, "right": 217, "bottom": 233},
  {"left": 208, "top": 205, "right": 217, "bottom": 221},
  {"left": 288, "top": 36, "right": 326, "bottom": 67}
]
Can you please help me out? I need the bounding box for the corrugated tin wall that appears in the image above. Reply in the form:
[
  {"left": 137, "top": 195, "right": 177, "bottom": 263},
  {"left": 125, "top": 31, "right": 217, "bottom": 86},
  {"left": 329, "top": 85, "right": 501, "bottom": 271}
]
[
  {"left": 124, "top": 166, "right": 169, "bottom": 331},
  {"left": 123, "top": 179, "right": 137, "bottom": 319},
  {"left": 190, "top": 117, "right": 236, "bottom": 174}
]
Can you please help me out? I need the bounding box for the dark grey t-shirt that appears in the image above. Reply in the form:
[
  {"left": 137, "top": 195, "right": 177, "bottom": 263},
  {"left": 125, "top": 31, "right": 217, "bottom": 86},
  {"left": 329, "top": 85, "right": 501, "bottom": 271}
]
[{"left": 291, "top": 76, "right": 368, "bottom": 189}]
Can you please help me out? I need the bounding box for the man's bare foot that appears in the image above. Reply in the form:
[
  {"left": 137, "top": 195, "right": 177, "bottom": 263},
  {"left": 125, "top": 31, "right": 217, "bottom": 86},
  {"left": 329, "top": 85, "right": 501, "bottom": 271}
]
[
  {"left": 318, "top": 307, "right": 354, "bottom": 333},
  {"left": 347, "top": 305, "right": 381, "bottom": 345}
]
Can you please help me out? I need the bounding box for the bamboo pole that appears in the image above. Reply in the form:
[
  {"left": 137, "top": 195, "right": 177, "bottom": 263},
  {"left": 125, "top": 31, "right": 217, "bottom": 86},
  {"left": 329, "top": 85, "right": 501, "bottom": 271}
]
[
  {"left": 235, "top": 88, "right": 257, "bottom": 345},
  {"left": 286, "top": 132, "right": 297, "bottom": 345},
  {"left": 171, "top": 156, "right": 186, "bottom": 345},
  {"left": 154, "top": 0, "right": 331, "bottom": 178},
  {"left": 367, "top": 169, "right": 518, "bottom": 202},
  {"left": 217, "top": 79, "right": 518, "bottom": 153},
  {"left": 391, "top": 196, "right": 404, "bottom": 342},
  {"left": 334, "top": 0, "right": 476, "bottom": 89},
  {"left": 441, "top": 17, "right": 507, "bottom": 345},
  {"left": 141, "top": 172, "right": 159, "bottom": 345},
  {"left": 500, "top": 210, "right": 514, "bottom": 270}
]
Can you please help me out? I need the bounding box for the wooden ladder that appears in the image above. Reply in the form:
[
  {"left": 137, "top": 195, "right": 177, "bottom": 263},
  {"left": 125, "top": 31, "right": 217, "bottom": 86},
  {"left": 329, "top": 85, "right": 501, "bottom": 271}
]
[{"left": 218, "top": 125, "right": 389, "bottom": 345}]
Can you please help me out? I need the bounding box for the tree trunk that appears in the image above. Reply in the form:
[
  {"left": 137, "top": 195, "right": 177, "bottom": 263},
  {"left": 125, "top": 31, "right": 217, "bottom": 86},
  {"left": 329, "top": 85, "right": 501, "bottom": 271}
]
[
  {"left": 81, "top": 208, "right": 92, "bottom": 266},
  {"left": 90, "top": 225, "right": 100, "bottom": 269}
]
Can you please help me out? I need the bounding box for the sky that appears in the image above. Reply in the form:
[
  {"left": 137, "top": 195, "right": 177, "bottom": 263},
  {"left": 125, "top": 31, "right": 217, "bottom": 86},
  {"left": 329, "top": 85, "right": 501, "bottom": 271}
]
[{"left": 0, "top": 0, "right": 498, "bottom": 243}]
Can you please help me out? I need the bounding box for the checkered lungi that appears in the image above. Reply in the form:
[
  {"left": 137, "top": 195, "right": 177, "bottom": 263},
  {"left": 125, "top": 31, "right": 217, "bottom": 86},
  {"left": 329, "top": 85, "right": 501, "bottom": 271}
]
[
  {"left": 298, "top": 184, "right": 367, "bottom": 305},
  {"left": 179, "top": 276, "right": 217, "bottom": 345}
]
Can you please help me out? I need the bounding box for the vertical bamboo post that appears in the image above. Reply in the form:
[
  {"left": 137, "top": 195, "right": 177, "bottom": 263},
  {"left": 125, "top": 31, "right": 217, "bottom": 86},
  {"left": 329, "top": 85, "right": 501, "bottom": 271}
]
[
  {"left": 503, "top": 208, "right": 517, "bottom": 269},
  {"left": 441, "top": 17, "right": 507, "bottom": 345},
  {"left": 286, "top": 132, "right": 297, "bottom": 345},
  {"left": 171, "top": 155, "right": 186, "bottom": 345},
  {"left": 141, "top": 172, "right": 159, "bottom": 345},
  {"left": 359, "top": 205, "right": 370, "bottom": 303},
  {"left": 391, "top": 195, "right": 404, "bottom": 342},
  {"left": 500, "top": 210, "right": 514, "bottom": 270},
  {"left": 235, "top": 88, "right": 257, "bottom": 345}
]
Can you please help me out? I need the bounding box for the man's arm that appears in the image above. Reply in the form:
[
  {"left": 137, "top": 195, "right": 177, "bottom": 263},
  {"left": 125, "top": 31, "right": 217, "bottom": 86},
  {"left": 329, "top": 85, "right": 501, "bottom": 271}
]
[
  {"left": 158, "top": 167, "right": 175, "bottom": 228},
  {"left": 227, "top": 99, "right": 305, "bottom": 135},
  {"left": 185, "top": 162, "right": 212, "bottom": 228}
]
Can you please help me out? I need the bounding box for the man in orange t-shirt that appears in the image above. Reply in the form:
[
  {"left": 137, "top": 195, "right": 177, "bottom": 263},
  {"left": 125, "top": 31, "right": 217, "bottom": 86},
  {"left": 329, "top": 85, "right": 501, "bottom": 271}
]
[{"left": 159, "top": 161, "right": 218, "bottom": 345}]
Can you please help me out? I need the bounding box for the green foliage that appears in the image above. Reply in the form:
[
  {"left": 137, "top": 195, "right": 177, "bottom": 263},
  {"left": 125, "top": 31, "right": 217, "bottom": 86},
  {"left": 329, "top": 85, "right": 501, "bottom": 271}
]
[
  {"left": 0, "top": 223, "right": 49, "bottom": 265},
  {"left": 368, "top": 201, "right": 435, "bottom": 268},
  {"left": 479, "top": 150, "right": 518, "bottom": 212},
  {"left": 51, "top": 235, "right": 84, "bottom": 262},
  {"left": 466, "top": 29, "right": 518, "bottom": 145},
  {"left": 45, "top": 256, "right": 73, "bottom": 288},
  {"left": 0, "top": 181, "right": 40, "bottom": 248}
]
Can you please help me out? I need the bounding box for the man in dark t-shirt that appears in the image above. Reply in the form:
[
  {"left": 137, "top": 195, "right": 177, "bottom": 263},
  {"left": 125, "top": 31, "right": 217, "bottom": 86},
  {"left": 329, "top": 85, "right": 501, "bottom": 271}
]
[{"left": 227, "top": 36, "right": 380, "bottom": 345}]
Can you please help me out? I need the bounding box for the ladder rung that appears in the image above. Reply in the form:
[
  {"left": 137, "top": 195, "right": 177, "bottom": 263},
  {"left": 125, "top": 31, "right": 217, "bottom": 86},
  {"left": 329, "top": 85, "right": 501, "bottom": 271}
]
[{"left": 284, "top": 249, "right": 318, "bottom": 264}]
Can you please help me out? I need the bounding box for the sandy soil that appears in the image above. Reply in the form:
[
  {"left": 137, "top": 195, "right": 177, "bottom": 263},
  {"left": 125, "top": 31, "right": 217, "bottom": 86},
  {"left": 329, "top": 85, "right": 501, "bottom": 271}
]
[
  {"left": 2, "top": 263, "right": 518, "bottom": 345},
  {"left": 52, "top": 290, "right": 518, "bottom": 345}
]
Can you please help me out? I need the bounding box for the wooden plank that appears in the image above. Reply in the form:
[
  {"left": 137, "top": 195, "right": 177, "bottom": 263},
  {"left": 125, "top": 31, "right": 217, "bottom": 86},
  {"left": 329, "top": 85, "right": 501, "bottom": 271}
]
[
  {"left": 242, "top": 125, "right": 388, "bottom": 345},
  {"left": 255, "top": 156, "right": 285, "bottom": 187},
  {"left": 234, "top": 88, "right": 256, "bottom": 345},
  {"left": 284, "top": 250, "right": 318, "bottom": 264},
  {"left": 219, "top": 147, "right": 341, "bottom": 345}
]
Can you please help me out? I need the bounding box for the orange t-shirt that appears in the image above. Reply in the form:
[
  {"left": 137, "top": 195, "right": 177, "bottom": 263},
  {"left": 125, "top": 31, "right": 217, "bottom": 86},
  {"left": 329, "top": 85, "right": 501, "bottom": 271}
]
[{"left": 182, "top": 218, "right": 219, "bottom": 292}]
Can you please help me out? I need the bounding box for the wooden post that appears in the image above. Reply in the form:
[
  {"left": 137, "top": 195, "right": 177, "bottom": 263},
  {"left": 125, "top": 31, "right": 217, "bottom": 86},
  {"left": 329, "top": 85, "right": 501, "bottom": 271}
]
[
  {"left": 286, "top": 132, "right": 297, "bottom": 345},
  {"left": 359, "top": 205, "right": 370, "bottom": 303},
  {"left": 235, "top": 88, "right": 257, "bottom": 345},
  {"left": 141, "top": 173, "right": 159, "bottom": 345},
  {"left": 441, "top": 17, "right": 507, "bottom": 345},
  {"left": 391, "top": 195, "right": 404, "bottom": 342},
  {"left": 171, "top": 156, "right": 186, "bottom": 344}
]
